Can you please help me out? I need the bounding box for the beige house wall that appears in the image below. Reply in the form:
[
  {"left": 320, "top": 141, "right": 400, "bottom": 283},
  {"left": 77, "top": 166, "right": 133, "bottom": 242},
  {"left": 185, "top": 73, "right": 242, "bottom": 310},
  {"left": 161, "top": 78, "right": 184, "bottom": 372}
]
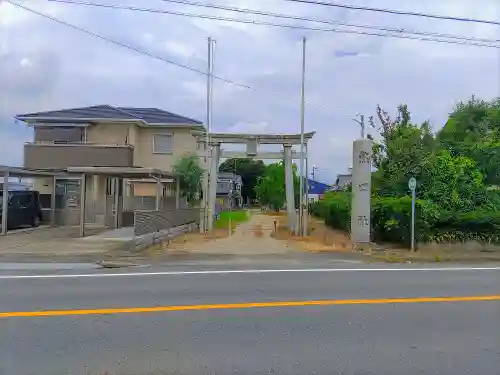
[
  {"left": 134, "top": 127, "right": 200, "bottom": 171},
  {"left": 85, "top": 123, "right": 202, "bottom": 171}
]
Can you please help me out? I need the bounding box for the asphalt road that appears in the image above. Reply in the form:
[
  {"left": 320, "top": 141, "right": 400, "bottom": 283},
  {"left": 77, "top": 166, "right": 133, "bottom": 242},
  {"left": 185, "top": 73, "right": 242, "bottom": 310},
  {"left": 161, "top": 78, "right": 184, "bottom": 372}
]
[{"left": 1, "top": 262, "right": 499, "bottom": 375}]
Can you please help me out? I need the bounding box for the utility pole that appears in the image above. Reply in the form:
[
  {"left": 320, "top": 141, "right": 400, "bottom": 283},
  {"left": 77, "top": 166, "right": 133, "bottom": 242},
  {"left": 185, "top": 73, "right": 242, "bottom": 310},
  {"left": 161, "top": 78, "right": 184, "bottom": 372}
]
[
  {"left": 203, "top": 36, "right": 214, "bottom": 233},
  {"left": 299, "top": 36, "right": 306, "bottom": 236},
  {"left": 311, "top": 165, "right": 319, "bottom": 181},
  {"left": 353, "top": 114, "right": 366, "bottom": 139}
]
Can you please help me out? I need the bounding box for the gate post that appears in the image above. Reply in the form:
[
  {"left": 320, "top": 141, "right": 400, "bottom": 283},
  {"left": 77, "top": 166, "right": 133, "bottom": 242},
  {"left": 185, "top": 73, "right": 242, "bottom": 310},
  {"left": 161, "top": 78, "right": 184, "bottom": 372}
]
[
  {"left": 207, "top": 142, "right": 220, "bottom": 233},
  {"left": 284, "top": 144, "right": 296, "bottom": 233}
]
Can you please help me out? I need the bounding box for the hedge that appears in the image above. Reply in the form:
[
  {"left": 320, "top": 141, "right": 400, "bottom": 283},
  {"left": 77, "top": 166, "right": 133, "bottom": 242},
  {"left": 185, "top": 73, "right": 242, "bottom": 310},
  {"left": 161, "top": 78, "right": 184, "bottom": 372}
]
[{"left": 310, "top": 192, "right": 500, "bottom": 246}]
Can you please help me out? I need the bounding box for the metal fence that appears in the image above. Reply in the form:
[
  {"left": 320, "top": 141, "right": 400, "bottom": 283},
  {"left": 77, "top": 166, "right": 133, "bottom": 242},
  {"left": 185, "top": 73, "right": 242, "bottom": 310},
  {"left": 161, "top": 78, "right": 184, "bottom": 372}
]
[
  {"left": 134, "top": 208, "right": 200, "bottom": 236},
  {"left": 124, "top": 196, "right": 188, "bottom": 211}
]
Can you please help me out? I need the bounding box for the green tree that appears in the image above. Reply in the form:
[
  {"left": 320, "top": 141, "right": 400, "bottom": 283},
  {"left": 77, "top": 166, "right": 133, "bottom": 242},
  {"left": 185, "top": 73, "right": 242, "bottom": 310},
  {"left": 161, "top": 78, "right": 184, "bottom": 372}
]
[
  {"left": 371, "top": 104, "right": 436, "bottom": 196},
  {"left": 437, "top": 96, "right": 500, "bottom": 185},
  {"left": 172, "top": 153, "right": 203, "bottom": 204},
  {"left": 420, "top": 150, "right": 486, "bottom": 211},
  {"left": 254, "top": 161, "right": 299, "bottom": 210},
  {"left": 219, "top": 158, "right": 267, "bottom": 203}
]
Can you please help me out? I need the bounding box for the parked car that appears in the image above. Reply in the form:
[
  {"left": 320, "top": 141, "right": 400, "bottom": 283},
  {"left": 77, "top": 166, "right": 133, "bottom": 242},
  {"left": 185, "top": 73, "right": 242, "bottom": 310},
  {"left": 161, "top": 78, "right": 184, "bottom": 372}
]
[{"left": 0, "top": 190, "right": 43, "bottom": 229}]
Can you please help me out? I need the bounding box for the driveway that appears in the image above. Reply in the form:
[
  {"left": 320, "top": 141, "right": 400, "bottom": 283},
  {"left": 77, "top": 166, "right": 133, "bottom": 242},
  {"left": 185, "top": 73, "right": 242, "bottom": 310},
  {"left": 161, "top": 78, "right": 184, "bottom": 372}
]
[{"left": 0, "top": 226, "right": 115, "bottom": 259}]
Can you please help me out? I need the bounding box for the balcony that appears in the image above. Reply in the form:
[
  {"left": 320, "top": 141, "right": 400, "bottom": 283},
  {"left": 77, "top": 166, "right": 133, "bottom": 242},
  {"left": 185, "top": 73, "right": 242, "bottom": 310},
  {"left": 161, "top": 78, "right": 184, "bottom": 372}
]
[{"left": 24, "top": 142, "right": 134, "bottom": 169}]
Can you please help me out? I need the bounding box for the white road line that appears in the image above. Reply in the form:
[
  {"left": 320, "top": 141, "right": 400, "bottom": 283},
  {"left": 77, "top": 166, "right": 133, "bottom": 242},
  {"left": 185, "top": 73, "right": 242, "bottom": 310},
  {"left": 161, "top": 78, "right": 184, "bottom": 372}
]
[{"left": 0, "top": 267, "right": 499, "bottom": 279}]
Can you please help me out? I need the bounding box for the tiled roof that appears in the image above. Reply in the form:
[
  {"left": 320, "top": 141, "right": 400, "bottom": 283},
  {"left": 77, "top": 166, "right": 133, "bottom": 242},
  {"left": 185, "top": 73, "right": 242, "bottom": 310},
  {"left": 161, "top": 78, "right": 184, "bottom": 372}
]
[
  {"left": 15, "top": 105, "right": 202, "bottom": 126},
  {"left": 117, "top": 107, "right": 202, "bottom": 125}
]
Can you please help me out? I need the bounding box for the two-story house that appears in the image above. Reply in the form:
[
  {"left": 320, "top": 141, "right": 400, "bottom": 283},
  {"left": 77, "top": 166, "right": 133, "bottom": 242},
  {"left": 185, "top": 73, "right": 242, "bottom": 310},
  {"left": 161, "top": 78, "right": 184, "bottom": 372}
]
[
  {"left": 15, "top": 105, "right": 205, "bottom": 212},
  {"left": 216, "top": 172, "right": 243, "bottom": 209}
]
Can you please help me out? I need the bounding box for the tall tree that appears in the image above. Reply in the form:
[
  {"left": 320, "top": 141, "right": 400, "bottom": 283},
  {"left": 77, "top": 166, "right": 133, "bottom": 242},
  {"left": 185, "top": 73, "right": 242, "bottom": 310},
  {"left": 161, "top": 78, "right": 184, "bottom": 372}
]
[
  {"left": 219, "top": 158, "right": 267, "bottom": 203},
  {"left": 437, "top": 96, "right": 500, "bottom": 185},
  {"left": 254, "top": 161, "right": 299, "bottom": 210},
  {"left": 420, "top": 150, "right": 486, "bottom": 211},
  {"left": 372, "top": 104, "right": 436, "bottom": 196},
  {"left": 172, "top": 153, "right": 203, "bottom": 204}
]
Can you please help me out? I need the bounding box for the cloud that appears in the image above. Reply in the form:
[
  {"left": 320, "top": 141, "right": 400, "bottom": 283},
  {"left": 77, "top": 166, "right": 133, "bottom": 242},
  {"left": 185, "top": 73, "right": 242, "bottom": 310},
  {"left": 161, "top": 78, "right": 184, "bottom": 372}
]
[{"left": 0, "top": 0, "right": 498, "bottom": 181}]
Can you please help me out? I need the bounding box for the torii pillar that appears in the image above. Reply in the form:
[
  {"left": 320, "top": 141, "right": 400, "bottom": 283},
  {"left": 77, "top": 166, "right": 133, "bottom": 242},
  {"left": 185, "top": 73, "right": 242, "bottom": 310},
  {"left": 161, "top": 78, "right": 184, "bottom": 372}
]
[{"left": 283, "top": 144, "right": 296, "bottom": 233}]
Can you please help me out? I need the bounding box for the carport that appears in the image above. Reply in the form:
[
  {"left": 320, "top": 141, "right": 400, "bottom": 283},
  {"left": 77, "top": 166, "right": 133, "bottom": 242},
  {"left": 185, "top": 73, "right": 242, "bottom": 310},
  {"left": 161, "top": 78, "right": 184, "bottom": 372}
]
[
  {"left": 65, "top": 166, "right": 180, "bottom": 237},
  {"left": 1, "top": 165, "right": 181, "bottom": 238},
  {"left": 0, "top": 166, "right": 68, "bottom": 236}
]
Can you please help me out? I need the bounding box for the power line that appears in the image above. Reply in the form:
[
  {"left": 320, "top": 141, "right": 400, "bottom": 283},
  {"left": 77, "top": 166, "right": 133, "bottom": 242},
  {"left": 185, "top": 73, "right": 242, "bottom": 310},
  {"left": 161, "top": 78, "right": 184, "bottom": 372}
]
[
  {"left": 46, "top": 0, "right": 500, "bottom": 49},
  {"left": 281, "top": 0, "right": 500, "bottom": 26},
  {"left": 157, "top": 0, "right": 499, "bottom": 44},
  {"left": 4, "top": 0, "right": 356, "bottom": 116}
]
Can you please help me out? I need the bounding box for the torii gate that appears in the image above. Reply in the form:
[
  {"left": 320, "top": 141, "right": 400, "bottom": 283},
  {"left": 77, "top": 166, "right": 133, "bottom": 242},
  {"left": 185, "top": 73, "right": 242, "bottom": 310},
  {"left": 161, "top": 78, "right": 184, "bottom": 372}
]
[{"left": 192, "top": 131, "right": 315, "bottom": 235}]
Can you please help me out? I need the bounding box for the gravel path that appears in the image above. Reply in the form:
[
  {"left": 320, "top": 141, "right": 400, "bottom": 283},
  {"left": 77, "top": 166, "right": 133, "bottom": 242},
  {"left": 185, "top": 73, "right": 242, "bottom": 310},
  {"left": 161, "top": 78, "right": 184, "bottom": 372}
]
[{"left": 178, "top": 213, "right": 298, "bottom": 255}]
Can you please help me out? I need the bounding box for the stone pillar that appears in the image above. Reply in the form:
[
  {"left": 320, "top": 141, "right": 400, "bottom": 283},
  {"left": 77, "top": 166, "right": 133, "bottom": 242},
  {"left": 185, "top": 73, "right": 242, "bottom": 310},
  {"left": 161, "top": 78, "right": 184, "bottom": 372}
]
[
  {"left": 350, "top": 138, "right": 373, "bottom": 246},
  {"left": 207, "top": 143, "right": 220, "bottom": 232},
  {"left": 284, "top": 144, "right": 296, "bottom": 233},
  {"left": 304, "top": 143, "right": 309, "bottom": 236}
]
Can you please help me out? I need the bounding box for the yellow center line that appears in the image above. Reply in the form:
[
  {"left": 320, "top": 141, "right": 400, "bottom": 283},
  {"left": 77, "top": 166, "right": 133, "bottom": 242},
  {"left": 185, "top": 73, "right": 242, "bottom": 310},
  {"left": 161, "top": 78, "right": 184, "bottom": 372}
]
[{"left": 1, "top": 295, "right": 499, "bottom": 318}]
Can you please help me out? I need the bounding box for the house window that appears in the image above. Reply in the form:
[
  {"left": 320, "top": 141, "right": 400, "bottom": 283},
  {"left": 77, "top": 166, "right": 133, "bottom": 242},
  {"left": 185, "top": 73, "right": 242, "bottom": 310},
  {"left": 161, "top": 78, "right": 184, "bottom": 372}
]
[{"left": 153, "top": 134, "right": 173, "bottom": 154}]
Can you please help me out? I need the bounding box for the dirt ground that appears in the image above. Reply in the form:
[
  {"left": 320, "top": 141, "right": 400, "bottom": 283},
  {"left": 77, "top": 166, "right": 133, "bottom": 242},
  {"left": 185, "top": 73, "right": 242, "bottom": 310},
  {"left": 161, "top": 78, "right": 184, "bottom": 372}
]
[
  {"left": 269, "top": 213, "right": 354, "bottom": 253},
  {"left": 149, "top": 212, "right": 298, "bottom": 256},
  {"left": 135, "top": 209, "right": 500, "bottom": 263},
  {"left": 145, "top": 211, "right": 357, "bottom": 257}
]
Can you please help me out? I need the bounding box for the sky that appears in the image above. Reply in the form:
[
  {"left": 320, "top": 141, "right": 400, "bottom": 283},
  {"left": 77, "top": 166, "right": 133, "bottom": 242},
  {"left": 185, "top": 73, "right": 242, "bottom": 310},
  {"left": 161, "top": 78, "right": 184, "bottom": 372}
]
[{"left": 0, "top": 0, "right": 499, "bottom": 183}]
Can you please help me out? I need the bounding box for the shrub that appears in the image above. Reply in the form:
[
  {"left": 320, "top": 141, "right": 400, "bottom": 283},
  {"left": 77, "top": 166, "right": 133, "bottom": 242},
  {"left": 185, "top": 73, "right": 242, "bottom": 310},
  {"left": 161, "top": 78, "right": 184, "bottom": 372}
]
[
  {"left": 371, "top": 197, "right": 439, "bottom": 247},
  {"left": 430, "top": 210, "right": 500, "bottom": 243},
  {"left": 483, "top": 190, "right": 500, "bottom": 211},
  {"left": 311, "top": 192, "right": 351, "bottom": 231},
  {"left": 312, "top": 192, "right": 500, "bottom": 246}
]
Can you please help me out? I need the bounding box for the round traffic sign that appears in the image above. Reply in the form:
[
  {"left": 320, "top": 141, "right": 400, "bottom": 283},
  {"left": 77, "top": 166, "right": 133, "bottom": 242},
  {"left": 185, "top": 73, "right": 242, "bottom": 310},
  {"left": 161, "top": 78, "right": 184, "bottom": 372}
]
[{"left": 408, "top": 177, "right": 417, "bottom": 191}]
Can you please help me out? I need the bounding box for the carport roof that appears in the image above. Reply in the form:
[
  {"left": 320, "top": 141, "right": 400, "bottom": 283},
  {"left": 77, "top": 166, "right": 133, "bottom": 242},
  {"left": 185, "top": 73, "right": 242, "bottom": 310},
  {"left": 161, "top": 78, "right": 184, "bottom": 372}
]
[
  {"left": 0, "top": 166, "right": 65, "bottom": 177},
  {"left": 65, "top": 166, "right": 177, "bottom": 178}
]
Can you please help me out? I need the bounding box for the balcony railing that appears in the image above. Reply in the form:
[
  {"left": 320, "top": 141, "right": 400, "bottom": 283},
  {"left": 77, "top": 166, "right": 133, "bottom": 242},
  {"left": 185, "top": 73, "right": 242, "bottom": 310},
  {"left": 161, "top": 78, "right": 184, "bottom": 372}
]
[{"left": 24, "top": 142, "right": 134, "bottom": 169}]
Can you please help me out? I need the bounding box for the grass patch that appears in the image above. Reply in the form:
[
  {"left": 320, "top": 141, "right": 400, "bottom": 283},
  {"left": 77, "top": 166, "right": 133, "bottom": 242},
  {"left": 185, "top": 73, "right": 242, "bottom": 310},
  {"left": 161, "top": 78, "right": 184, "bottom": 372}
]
[{"left": 214, "top": 210, "right": 249, "bottom": 229}]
